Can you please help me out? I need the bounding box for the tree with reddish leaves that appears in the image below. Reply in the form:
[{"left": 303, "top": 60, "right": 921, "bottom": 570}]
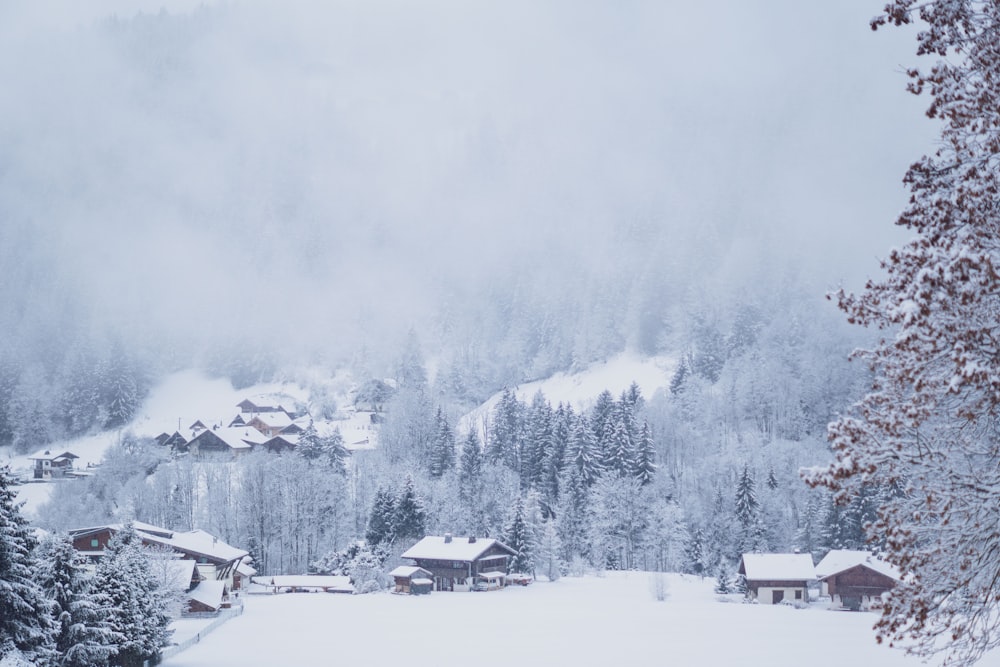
[{"left": 806, "top": 3, "right": 1000, "bottom": 665}]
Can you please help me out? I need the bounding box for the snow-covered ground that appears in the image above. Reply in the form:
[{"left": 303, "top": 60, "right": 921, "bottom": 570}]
[{"left": 161, "top": 572, "right": 996, "bottom": 667}]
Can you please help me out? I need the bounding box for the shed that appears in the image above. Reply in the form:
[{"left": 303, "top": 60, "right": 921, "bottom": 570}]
[
  {"left": 389, "top": 566, "right": 433, "bottom": 594},
  {"left": 186, "top": 580, "right": 229, "bottom": 614},
  {"left": 739, "top": 553, "right": 816, "bottom": 604}
]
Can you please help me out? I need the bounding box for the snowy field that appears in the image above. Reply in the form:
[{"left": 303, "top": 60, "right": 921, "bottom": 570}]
[{"left": 161, "top": 572, "right": 1000, "bottom": 667}]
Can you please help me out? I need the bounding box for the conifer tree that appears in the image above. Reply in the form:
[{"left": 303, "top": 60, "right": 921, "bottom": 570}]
[
  {"left": 684, "top": 527, "right": 707, "bottom": 577},
  {"left": 0, "top": 465, "right": 54, "bottom": 664},
  {"left": 504, "top": 496, "right": 534, "bottom": 576},
  {"left": 91, "top": 524, "right": 171, "bottom": 667},
  {"left": 36, "top": 535, "right": 117, "bottom": 667},
  {"left": 535, "top": 519, "right": 563, "bottom": 582},
  {"left": 714, "top": 564, "right": 732, "bottom": 594},
  {"left": 296, "top": 421, "right": 324, "bottom": 461},
  {"left": 365, "top": 487, "right": 397, "bottom": 546},
  {"left": 486, "top": 389, "right": 523, "bottom": 471},
  {"left": 632, "top": 421, "right": 656, "bottom": 486},
  {"left": 555, "top": 464, "right": 590, "bottom": 563},
  {"left": 320, "top": 427, "right": 349, "bottom": 473},
  {"left": 392, "top": 476, "right": 427, "bottom": 542},
  {"left": 428, "top": 408, "right": 456, "bottom": 479}
]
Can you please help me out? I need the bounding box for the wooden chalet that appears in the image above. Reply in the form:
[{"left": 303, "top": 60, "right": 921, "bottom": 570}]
[
  {"left": 739, "top": 553, "right": 816, "bottom": 605},
  {"left": 815, "top": 550, "right": 900, "bottom": 611},
  {"left": 183, "top": 427, "right": 265, "bottom": 457},
  {"left": 68, "top": 522, "right": 249, "bottom": 591},
  {"left": 237, "top": 398, "right": 291, "bottom": 416},
  {"left": 27, "top": 450, "right": 79, "bottom": 480},
  {"left": 248, "top": 412, "right": 294, "bottom": 437},
  {"left": 401, "top": 535, "right": 516, "bottom": 592},
  {"left": 389, "top": 565, "right": 433, "bottom": 595},
  {"left": 155, "top": 431, "right": 189, "bottom": 450},
  {"left": 261, "top": 434, "right": 299, "bottom": 453}
]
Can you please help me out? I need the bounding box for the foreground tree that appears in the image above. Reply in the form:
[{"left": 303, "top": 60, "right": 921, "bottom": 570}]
[
  {"left": 92, "top": 525, "right": 171, "bottom": 667},
  {"left": 0, "top": 466, "right": 53, "bottom": 664},
  {"left": 807, "top": 3, "right": 1000, "bottom": 664}
]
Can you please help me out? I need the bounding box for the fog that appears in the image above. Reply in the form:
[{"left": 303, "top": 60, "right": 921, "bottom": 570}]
[{"left": 0, "top": 0, "right": 930, "bottom": 372}]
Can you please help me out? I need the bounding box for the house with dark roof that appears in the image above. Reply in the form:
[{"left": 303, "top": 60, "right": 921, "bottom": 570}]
[
  {"left": 738, "top": 553, "right": 816, "bottom": 604},
  {"left": 815, "top": 550, "right": 901, "bottom": 611},
  {"left": 401, "top": 535, "right": 516, "bottom": 592}
]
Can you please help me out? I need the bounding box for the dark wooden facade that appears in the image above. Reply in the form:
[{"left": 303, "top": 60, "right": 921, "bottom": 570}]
[
  {"left": 823, "top": 564, "right": 897, "bottom": 609},
  {"left": 405, "top": 541, "right": 515, "bottom": 592}
]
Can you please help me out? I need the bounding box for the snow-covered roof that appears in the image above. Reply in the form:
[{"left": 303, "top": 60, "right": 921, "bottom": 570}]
[
  {"left": 166, "top": 559, "right": 198, "bottom": 591},
  {"left": 739, "top": 553, "right": 816, "bottom": 581},
  {"left": 402, "top": 536, "right": 514, "bottom": 562},
  {"left": 252, "top": 412, "right": 293, "bottom": 429},
  {"left": 191, "top": 426, "right": 266, "bottom": 450},
  {"left": 141, "top": 528, "right": 248, "bottom": 563},
  {"left": 252, "top": 575, "right": 353, "bottom": 591},
  {"left": 815, "top": 550, "right": 901, "bottom": 581},
  {"left": 237, "top": 561, "right": 257, "bottom": 577},
  {"left": 480, "top": 571, "right": 507, "bottom": 579},
  {"left": 389, "top": 565, "right": 431, "bottom": 578},
  {"left": 411, "top": 578, "right": 433, "bottom": 585},
  {"left": 26, "top": 449, "right": 78, "bottom": 461},
  {"left": 188, "top": 580, "right": 227, "bottom": 610}
]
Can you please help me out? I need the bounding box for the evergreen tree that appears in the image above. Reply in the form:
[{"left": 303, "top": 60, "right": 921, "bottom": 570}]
[
  {"left": 632, "top": 421, "right": 656, "bottom": 486},
  {"left": 319, "top": 428, "right": 349, "bottom": 474},
  {"left": 520, "top": 392, "right": 551, "bottom": 492},
  {"left": 555, "top": 464, "right": 590, "bottom": 563},
  {"left": 36, "top": 535, "right": 117, "bottom": 667},
  {"left": 392, "top": 476, "right": 427, "bottom": 542},
  {"left": 91, "top": 524, "right": 171, "bottom": 667},
  {"left": 535, "top": 520, "right": 563, "bottom": 582},
  {"left": 365, "top": 487, "right": 397, "bottom": 546},
  {"left": 428, "top": 408, "right": 456, "bottom": 479},
  {"left": 734, "top": 465, "right": 759, "bottom": 527},
  {"left": 541, "top": 403, "right": 572, "bottom": 504},
  {"left": 457, "top": 429, "right": 484, "bottom": 532},
  {"left": 714, "top": 564, "right": 732, "bottom": 594},
  {"left": 0, "top": 465, "right": 54, "bottom": 664},
  {"left": 504, "top": 496, "right": 534, "bottom": 576},
  {"left": 684, "top": 527, "right": 707, "bottom": 577},
  {"left": 564, "top": 415, "right": 602, "bottom": 486},
  {"left": 296, "top": 421, "right": 324, "bottom": 461},
  {"left": 486, "top": 388, "right": 523, "bottom": 471}
]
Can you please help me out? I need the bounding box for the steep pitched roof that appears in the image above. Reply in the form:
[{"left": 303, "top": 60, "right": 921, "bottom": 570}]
[
  {"left": 739, "top": 553, "right": 816, "bottom": 581},
  {"left": 402, "top": 536, "right": 515, "bottom": 562},
  {"left": 815, "top": 550, "right": 901, "bottom": 581}
]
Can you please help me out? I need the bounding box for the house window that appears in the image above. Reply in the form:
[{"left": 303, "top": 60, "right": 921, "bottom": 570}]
[
  {"left": 794, "top": 590, "right": 802, "bottom": 600},
  {"left": 91, "top": 539, "right": 99, "bottom": 548}
]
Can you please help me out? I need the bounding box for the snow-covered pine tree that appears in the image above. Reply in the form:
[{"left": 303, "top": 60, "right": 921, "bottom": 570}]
[
  {"left": 714, "top": 564, "right": 733, "bottom": 594},
  {"left": 541, "top": 403, "right": 572, "bottom": 504},
  {"left": 504, "top": 496, "right": 534, "bottom": 576},
  {"left": 519, "top": 392, "right": 551, "bottom": 492},
  {"left": 555, "top": 463, "right": 590, "bottom": 563},
  {"left": 632, "top": 421, "right": 656, "bottom": 486},
  {"left": 296, "top": 421, "right": 324, "bottom": 460},
  {"left": 36, "top": 535, "right": 117, "bottom": 667},
  {"left": 91, "top": 524, "right": 171, "bottom": 667},
  {"left": 320, "top": 427, "right": 349, "bottom": 473},
  {"left": 0, "top": 465, "right": 54, "bottom": 664},
  {"left": 564, "top": 415, "right": 602, "bottom": 486},
  {"left": 804, "top": 2, "right": 1000, "bottom": 663},
  {"left": 428, "top": 408, "right": 456, "bottom": 479},
  {"left": 684, "top": 527, "right": 707, "bottom": 577},
  {"left": 486, "top": 388, "right": 523, "bottom": 471},
  {"left": 392, "top": 476, "right": 427, "bottom": 542},
  {"left": 365, "top": 487, "right": 397, "bottom": 546},
  {"left": 535, "top": 519, "right": 563, "bottom": 582},
  {"left": 733, "top": 465, "right": 760, "bottom": 558}
]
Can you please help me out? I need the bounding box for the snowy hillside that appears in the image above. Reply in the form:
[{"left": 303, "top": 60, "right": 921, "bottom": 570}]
[
  {"left": 4, "top": 369, "right": 370, "bottom": 516},
  {"left": 462, "top": 352, "right": 675, "bottom": 432}
]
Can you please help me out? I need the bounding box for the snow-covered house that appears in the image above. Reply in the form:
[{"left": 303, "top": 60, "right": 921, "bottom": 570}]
[
  {"left": 237, "top": 398, "right": 292, "bottom": 416},
  {"left": 401, "top": 535, "right": 516, "bottom": 592},
  {"left": 815, "top": 550, "right": 900, "bottom": 611},
  {"left": 738, "top": 553, "right": 816, "bottom": 604},
  {"left": 186, "top": 580, "right": 230, "bottom": 614},
  {"left": 183, "top": 426, "right": 266, "bottom": 457},
  {"left": 261, "top": 433, "right": 299, "bottom": 453},
  {"left": 154, "top": 431, "right": 188, "bottom": 450},
  {"left": 26, "top": 449, "right": 79, "bottom": 480},
  {"left": 69, "top": 522, "right": 249, "bottom": 591},
  {"left": 248, "top": 411, "right": 294, "bottom": 437}
]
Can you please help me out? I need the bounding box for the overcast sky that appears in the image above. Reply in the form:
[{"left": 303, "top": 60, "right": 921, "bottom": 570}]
[{"left": 0, "top": 1, "right": 932, "bottom": 360}]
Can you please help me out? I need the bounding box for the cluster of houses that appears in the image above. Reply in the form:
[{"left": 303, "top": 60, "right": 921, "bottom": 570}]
[
  {"left": 68, "top": 521, "right": 255, "bottom": 615},
  {"left": 738, "top": 549, "right": 902, "bottom": 610},
  {"left": 153, "top": 397, "right": 308, "bottom": 457}
]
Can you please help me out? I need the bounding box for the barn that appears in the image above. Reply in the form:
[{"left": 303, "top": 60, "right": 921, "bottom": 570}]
[{"left": 815, "top": 550, "right": 900, "bottom": 611}]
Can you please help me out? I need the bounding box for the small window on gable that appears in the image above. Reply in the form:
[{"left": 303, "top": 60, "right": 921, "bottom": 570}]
[{"left": 91, "top": 539, "right": 99, "bottom": 548}]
